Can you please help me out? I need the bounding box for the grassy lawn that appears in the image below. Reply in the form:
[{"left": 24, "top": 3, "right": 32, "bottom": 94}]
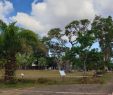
[
  {"left": 16, "top": 70, "right": 60, "bottom": 79},
  {"left": 0, "top": 70, "right": 112, "bottom": 88},
  {"left": 16, "top": 70, "right": 94, "bottom": 79}
]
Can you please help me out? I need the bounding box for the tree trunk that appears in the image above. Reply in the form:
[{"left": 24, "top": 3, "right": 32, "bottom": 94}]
[
  {"left": 103, "top": 47, "right": 110, "bottom": 71},
  {"left": 64, "top": 60, "right": 71, "bottom": 73},
  {"left": 4, "top": 55, "right": 16, "bottom": 83}
]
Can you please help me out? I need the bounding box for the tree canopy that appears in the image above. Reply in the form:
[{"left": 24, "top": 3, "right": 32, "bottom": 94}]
[{"left": 0, "top": 20, "right": 46, "bottom": 82}]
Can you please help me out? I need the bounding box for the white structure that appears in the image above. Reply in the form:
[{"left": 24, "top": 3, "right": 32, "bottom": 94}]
[{"left": 59, "top": 70, "right": 66, "bottom": 77}]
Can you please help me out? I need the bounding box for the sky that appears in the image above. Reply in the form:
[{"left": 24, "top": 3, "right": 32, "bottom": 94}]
[{"left": 1, "top": 0, "right": 113, "bottom": 48}]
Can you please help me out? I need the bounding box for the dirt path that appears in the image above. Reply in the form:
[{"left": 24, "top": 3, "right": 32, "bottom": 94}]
[
  {"left": 0, "top": 78, "right": 113, "bottom": 95},
  {"left": 0, "top": 83, "right": 112, "bottom": 95}
]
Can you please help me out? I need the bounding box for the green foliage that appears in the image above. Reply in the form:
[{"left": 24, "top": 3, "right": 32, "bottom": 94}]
[
  {"left": 16, "top": 53, "right": 36, "bottom": 66},
  {"left": 43, "top": 28, "right": 67, "bottom": 70},
  {"left": 0, "top": 20, "right": 46, "bottom": 82},
  {"left": 48, "top": 28, "right": 62, "bottom": 38},
  {"left": 65, "top": 19, "right": 91, "bottom": 46},
  {"left": 92, "top": 16, "right": 113, "bottom": 67},
  {"left": 85, "top": 49, "right": 103, "bottom": 70},
  {"left": 45, "top": 28, "right": 66, "bottom": 58},
  {"left": 0, "top": 15, "right": 113, "bottom": 83},
  {"left": 38, "top": 57, "right": 47, "bottom": 67},
  {"left": 64, "top": 19, "right": 95, "bottom": 71},
  {"left": 0, "top": 21, "right": 40, "bottom": 58},
  {"left": 46, "top": 57, "right": 56, "bottom": 67},
  {"left": 63, "top": 16, "right": 113, "bottom": 71}
]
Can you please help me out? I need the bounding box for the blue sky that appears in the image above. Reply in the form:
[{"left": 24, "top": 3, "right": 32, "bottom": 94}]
[
  {"left": 11, "top": 0, "right": 33, "bottom": 15},
  {"left": 1, "top": 0, "right": 113, "bottom": 35},
  {"left": 0, "top": 0, "right": 113, "bottom": 49},
  {"left": 10, "top": 0, "right": 43, "bottom": 16}
]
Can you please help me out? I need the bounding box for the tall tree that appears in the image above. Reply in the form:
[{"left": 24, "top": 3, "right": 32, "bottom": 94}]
[
  {"left": 92, "top": 16, "right": 113, "bottom": 69},
  {"left": 43, "top": 28, "right": 67, "bottom": 70},
  {"left": 0, "top": 20, "right": 42, "bottom": 82},
  {"left": 65, "top": 19, "right": 95, "bottom": 73}
]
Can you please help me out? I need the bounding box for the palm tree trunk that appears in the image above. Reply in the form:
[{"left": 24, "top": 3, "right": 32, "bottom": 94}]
[{"left": 4, "top": 55, "right": 16, "bottom": 83}]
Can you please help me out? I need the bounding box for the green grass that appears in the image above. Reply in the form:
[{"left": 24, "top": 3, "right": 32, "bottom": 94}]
[
  {"left": 0, "top": 70, "right": 94, "bottom": 79},
  {"left": 0, "top": 70, "right": 112, "bottom": 88},
  {"left": 15, "top": 70, "right": 94, "bottom": 79},
  {"left": 16, "top": 70, "right": 60, "bottom": 79},
  {"left": 99, "top": 72, "right": 113, "bottom": 83}
]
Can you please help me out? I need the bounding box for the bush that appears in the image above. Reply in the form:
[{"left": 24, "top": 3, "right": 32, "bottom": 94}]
[
  {"left": 38, "top": 78, "right": 50, "bottom": 84},
  {"left": 37, "top": 78, "right": 57, "bottom": 84}
]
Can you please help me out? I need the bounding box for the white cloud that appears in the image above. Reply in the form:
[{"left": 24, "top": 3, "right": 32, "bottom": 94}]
[
  {"left": 93, "top": 0, "right": 113, "bottom": 16},
  {"left": 11, "top": 0, "right": 113, "bottom": 36},
  {"left": 0, "top": 1, "right": 13, "bottom": 22},
  {"left": 12, "top": 0, "right": 96, "bottom": 36},
  {"left": 31, "top": 0, "right": 95, "bottom": 27},
  {"left": 12, "top": 13, "right": 45, "bottom": 35},
  {"left": 12, "top": 12, "right": 51, "bottom": 36}
]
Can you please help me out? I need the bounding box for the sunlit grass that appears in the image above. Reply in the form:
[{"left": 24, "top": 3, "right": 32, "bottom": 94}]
[
  {"left": 0, "top": 70, "right": 112, "bottom": 89},
  {"left": 15, "top": 70, "right": 95, "bottom": 79}
]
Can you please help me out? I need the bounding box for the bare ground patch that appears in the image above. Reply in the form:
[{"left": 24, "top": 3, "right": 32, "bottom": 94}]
[{"left": 0, "top": 84, "right": 112, "bottom": 95}]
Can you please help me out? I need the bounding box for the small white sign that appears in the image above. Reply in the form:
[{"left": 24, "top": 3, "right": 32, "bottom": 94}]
[
  {"left": 59, "top": 70, "right": 66, "bottom": 76},
  {"left": 20, "top": 73, "right": 24, "bottom": 78}
]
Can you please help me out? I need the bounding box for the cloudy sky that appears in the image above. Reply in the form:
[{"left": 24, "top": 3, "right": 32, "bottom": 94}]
[{"left": 1, "top": 0, "right": 113, "bottom": 37}]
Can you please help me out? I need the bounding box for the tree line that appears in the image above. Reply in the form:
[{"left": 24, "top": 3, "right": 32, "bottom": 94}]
[
  {"left": 43, "top": 16, "right": 113, "bottom": 72},
  {"left": 0, "top": 16, "right": 113, "bottom": 83}
]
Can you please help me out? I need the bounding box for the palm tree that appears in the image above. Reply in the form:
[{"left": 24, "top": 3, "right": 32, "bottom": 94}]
[{"left": 0, "top": 20, "right": 43, "bottom": 82}]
